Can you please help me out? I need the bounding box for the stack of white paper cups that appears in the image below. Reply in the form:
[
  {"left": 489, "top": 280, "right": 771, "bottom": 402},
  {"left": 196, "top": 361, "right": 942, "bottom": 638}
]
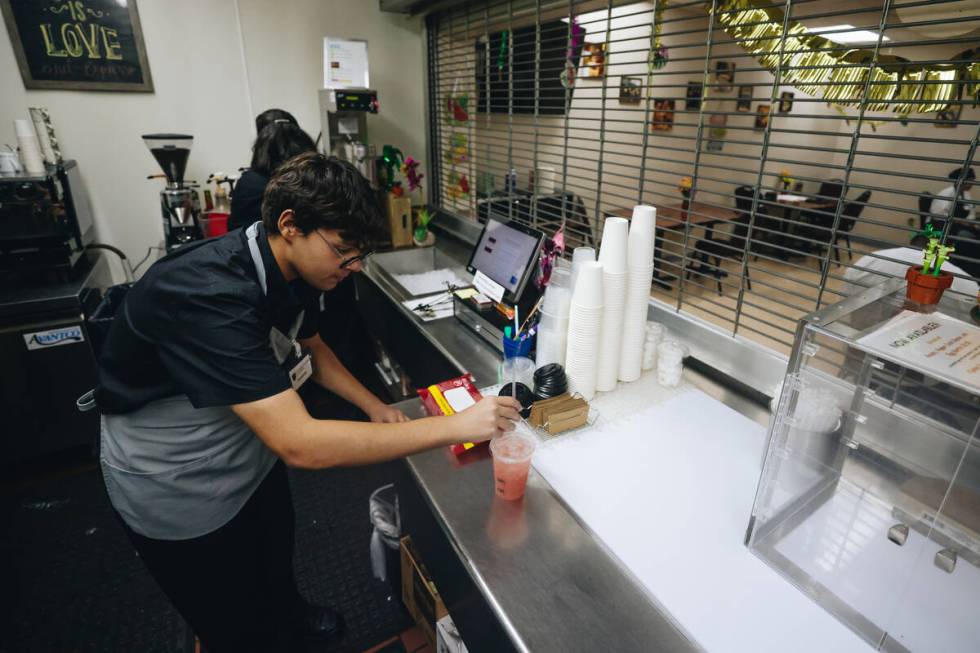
[
  {"left": 14, "top": 119, "right": 45, "bottom": 174},
  {"left": 564, "top": 261, "right": 604, "bottom": 400},
  {"left": 618, "top": 205, "right": 656, "bottom": 382},
  {"left": 595, "top": 217, "right": 629, "bottom": 391}
]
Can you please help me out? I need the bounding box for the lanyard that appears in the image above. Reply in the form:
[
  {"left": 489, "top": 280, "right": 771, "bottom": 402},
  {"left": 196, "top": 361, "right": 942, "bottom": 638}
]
[{"left": 246, "top": 222, "right": 304, "bottom": 342}]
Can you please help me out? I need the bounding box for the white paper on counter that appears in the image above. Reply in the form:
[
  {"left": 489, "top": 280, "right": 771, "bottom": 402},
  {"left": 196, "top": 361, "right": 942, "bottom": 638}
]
[
  {"left": 857, "top": 309, "right": 980, "bottom": 390},
  {"left": 532, "top": 388, "right": 871, "bottom": 653},
  {"left": 394, "top": 269, "right": 470, "bottom": 297}
]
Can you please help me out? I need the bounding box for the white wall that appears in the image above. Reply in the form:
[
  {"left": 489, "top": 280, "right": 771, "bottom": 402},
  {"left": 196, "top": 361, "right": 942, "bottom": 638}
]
[{"left": 0, "top": 0, "right": 425, "bottom": 277}]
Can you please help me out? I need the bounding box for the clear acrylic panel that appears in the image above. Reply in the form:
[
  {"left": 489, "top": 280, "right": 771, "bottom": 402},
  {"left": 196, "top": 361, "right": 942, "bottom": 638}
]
[{"left": 749, "top": 279, "right": 980, "bottom": 651}]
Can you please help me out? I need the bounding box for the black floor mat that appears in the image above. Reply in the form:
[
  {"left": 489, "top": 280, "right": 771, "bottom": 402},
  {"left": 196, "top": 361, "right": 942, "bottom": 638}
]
[{"left": 0, "top": 457, "right": 412, "bottom": 653}]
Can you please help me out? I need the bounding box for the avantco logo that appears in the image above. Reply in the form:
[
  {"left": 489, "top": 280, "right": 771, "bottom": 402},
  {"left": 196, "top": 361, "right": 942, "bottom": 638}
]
[{"left": 23, "top": 325, "right": 85, "bottom": 350}]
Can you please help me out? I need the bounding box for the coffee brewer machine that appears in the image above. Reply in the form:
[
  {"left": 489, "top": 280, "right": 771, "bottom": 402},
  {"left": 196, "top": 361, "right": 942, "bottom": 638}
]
[
  {"left": 318, "top": 89, "right": 379, "bottom": 187},
  {"left": 143, "top": 133, "right": 202, "bottom": 250}
]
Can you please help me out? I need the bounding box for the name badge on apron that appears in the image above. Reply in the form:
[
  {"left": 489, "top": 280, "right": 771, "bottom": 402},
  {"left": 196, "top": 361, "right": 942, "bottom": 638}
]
[
  {"left": 289, "top": 352, "right": 313, "bottom": 389},
  {"left": 270, "top": 324, "right": 313, "bottom": 390}
]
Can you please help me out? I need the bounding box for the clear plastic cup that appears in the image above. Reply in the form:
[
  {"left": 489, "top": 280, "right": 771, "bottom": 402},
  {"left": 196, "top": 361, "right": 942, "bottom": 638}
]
[
  {"left": 489, "top": 430, "right": 537, "bottom": 500},
  {"left": 500, "top": 356, "right": 535, "bottom": 388},
  {"left": 538, "top": 306, "right": 569, "bottom": 333},
  {"left": 571, "top": 247, "right": 597, "bottom": 288}
]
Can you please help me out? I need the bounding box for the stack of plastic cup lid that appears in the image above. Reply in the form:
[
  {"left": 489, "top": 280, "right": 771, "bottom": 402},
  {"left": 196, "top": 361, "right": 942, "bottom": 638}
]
[
  {"left": 619, "top": 205, "right": 656, "bottom": 382},
  {"left": 657, "top": 340, "right": 688, "bottom": 387},
  {"left": 642, "top": 321, "right": 667, "bottom": 371},
  {"left": 596, "top": 217, "right": 629, "bottom": 391},
  {"left": 564, "top": 260, "right": 604, "bottom": 400}
]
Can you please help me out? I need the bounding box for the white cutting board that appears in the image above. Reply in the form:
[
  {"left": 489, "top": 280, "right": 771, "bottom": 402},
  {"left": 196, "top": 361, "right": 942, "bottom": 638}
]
[{"left": 532, "top": 388, "right": 872, "bottom": 653}]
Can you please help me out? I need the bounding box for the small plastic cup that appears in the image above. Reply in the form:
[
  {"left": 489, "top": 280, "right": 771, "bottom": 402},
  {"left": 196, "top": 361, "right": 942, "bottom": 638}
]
[
  {"left": 489, "top": 430, "right": 536, "bottom": 500},
  {"left": 500, "top": 356, "right": 535, "bottom": 387}
]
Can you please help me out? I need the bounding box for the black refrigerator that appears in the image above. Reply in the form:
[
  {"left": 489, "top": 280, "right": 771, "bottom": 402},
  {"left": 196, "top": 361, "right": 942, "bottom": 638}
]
[{"left": 0, "top": 252, "right": 111, "bottom": 465}]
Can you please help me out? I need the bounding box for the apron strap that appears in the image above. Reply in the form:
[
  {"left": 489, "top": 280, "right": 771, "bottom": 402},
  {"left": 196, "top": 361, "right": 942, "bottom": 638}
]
[
  {"left": 247, "top": 221, "right": 304, "bottom": 341},
  {"left": 245, "top": 222, "right": 268, "bottom": 296}
]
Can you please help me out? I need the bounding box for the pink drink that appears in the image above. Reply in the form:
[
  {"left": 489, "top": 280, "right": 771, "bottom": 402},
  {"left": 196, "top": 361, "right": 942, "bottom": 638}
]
[{"left": 490, "top": 432, "right": 536, "bottom": 500}]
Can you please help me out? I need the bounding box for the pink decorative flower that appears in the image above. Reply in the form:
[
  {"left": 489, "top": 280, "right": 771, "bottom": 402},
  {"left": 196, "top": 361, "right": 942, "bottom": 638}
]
[{"left": 401, "top": 156, "right": 425, "bottom": 193}]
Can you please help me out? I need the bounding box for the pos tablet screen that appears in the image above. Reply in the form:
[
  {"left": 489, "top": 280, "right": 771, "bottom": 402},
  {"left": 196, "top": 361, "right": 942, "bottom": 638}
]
[{"left": 467, "top": 218, "right": 544, "bottom": 303}]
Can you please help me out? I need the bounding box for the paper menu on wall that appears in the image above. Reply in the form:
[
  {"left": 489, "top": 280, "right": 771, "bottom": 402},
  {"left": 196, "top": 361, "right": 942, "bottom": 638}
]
[
  {"left": 857, "top": 309, "right": 980, "bottom": 389},
  {"left": 323, "top": 38, "right": 369, "bottom": 89}
]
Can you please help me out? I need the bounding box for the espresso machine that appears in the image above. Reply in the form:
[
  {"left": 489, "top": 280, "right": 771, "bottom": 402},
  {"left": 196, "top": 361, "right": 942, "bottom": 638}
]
[
  {"left": 143, "top": 133, "right": 202, "bottom": 250},
  {"left": 0, "top": 159, "right": 95, "bottom": 276},
  {"left": 318, "top": 89, "right": 379, "bottom": 187}
]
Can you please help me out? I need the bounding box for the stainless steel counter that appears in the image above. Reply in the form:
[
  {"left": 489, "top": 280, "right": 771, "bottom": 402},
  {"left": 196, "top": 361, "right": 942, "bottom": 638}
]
[{"left": 361, "top": 228, "right": 776, "bottom": 652}]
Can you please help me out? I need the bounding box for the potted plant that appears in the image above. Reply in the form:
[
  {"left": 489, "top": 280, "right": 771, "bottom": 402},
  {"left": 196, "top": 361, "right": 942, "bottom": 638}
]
[
  {"left": 778, "top": 168, "right": 794, "bottom": 191},
  {"left": 678, "top": 176, "right": 693, "bottom": 219},
  {"left": 413, "top": 207, "right": 435, "bottom": 247},
  {"left": 398, "top": 155, "right": 434, "bottom": 247},
  {"left": 906, "top": 227, "right": 954, "bottom": 305}
]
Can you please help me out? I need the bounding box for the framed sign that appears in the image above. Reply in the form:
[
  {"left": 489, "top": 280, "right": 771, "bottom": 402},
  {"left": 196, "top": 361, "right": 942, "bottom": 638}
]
[
  {"left": 323, "top": 37, "right": 369, "bottom": 89},
  {"left": 0, "top": 0, "right": 153, "bottom": 92}
]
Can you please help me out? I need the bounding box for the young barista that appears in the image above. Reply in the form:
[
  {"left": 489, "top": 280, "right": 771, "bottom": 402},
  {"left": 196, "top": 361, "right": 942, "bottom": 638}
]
[{"left": 94, "top": 152, "right": 521, "bottom": 653}]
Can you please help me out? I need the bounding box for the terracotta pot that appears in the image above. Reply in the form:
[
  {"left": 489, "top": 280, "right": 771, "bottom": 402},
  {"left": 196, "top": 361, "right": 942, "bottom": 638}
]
[{"left": 905, "top": 266, "right": 953, "bottom": 305}]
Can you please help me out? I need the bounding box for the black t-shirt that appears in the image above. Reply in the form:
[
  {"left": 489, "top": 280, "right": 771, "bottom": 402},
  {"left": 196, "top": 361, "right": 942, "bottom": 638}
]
[
  {"left": 228, "top": 170, "right": 269, "bottom": 232},
  {"left": 95, "top": 224, "right": 321, "bottom": 414}
]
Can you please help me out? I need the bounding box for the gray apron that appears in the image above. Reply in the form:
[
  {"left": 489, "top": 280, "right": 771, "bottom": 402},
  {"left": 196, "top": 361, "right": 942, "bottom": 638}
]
[{"left": 100, "top": 222, "right": 309, "bottom": 540}]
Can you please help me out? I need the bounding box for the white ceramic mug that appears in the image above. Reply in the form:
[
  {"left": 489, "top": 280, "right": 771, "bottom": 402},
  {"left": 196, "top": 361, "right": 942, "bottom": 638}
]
[{"left": 0, "top": 151, "right": 22, "bottom": 174}]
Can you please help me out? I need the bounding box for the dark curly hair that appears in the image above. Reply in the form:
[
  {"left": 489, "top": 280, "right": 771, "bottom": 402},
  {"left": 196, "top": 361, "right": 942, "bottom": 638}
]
[
  {"left": 250, "top": 122, "right": 316, "bottom": 177},
  {"left": 262, "top": 152, "right": 388, "bottom": 250}
]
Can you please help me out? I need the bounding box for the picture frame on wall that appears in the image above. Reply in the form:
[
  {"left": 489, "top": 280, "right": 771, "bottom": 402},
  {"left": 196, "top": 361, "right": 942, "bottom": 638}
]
[
  {"left": 651, "top": 98, "right": 675, "bottom": 131},
  {"left": 685, "top": 81, "right": 703, "bottom": 110},
  {"left": 715, "top": 61, "right": 735, "bottom": 92},
  {"left": 935, "top": 104, "right": 961, "bottom": 128},
  {"left": 755, "top": 104, "right": 771, "bottom": 130},
  {"left": 579, "top": 42, "right": 607, "bottom": 78},
  {"left": 619, "top": 76, "right": 642, "bottom": 105},
  {"left": 736, "top": 85, "right": 753, "bottom": 112},
  {"left": 0, "top": 0, "right": 153, "bottom": 91},
  {"left": 778, "top": 91, "right": 795, "bottom": 114}
]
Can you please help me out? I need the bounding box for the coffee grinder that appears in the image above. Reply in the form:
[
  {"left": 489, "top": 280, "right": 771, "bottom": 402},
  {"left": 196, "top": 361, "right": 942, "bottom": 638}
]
[{"left": 143, "top": 133, "right": 202, "bottom": 250}]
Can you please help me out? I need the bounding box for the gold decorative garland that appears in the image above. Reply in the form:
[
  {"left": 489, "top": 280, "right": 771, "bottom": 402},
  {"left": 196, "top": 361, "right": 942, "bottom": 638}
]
[{"left": 712, "top": 0, "right": 980, "bottom": 114}]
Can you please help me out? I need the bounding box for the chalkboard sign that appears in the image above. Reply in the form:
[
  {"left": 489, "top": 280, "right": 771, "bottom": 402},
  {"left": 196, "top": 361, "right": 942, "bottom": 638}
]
[{"left": 1, "top": 0, "right": 153, "bottom": 91}]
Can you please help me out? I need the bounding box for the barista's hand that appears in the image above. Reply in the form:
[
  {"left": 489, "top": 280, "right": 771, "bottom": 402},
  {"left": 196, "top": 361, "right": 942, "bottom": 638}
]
[
  {"left": 452, "top": 396, "right": 522, "bottom": 442},
  {"left": 367, "top": 403, "right": 411, "bottom": 424}
]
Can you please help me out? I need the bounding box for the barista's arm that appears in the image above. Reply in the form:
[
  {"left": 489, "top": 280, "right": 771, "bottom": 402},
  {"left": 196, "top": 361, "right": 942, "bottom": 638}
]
[
  {"left": 300, "top": 334, "right": 407, "bottom": 423},
  {"left": 232, "top": 388, "right": 520, "bottom": 469}
]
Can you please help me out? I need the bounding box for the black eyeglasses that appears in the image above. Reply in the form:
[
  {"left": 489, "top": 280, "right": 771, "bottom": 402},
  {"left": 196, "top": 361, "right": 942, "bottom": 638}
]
[{"left": 314, "top": 230, "right": 372, "bottom": 269}]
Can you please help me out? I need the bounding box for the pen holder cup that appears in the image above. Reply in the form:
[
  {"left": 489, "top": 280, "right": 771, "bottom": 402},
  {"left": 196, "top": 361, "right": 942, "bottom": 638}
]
[{"left": 503, "top": 333, "right": 534, "bottom": 359}]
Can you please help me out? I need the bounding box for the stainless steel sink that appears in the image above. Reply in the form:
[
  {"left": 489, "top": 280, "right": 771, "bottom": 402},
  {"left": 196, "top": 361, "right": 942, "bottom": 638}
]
[{"left": 366, "top": 246, "right": 471, "bottom": 297}]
